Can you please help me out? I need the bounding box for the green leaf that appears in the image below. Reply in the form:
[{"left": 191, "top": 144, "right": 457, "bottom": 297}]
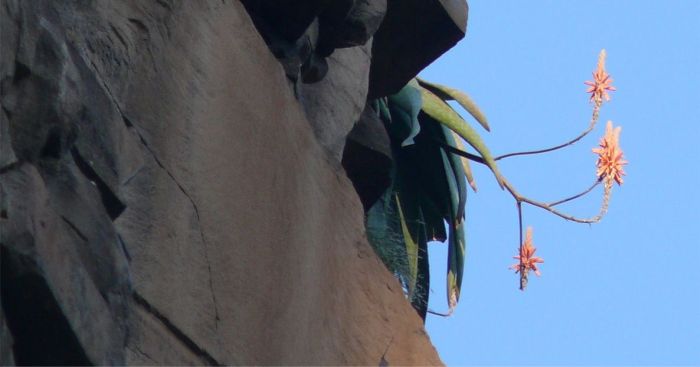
[
  {"left": 396, "top": 119, "right": 452, "bottom": 225},
  {"left": 413, "top": 218, "right": 430, "bottom": 320},
  {"left": 441, "top": 124, "right": 468, "bottom": 220},
  {"left": 419, "top": 86, "right": 505, "bottom": 189},
  {"left": 439, "top": 147, "right": 466, "bottom": 313},
  {"left": 420, "top": 196, "right": 447, "bottom": 241},
  {"left": 394, "top": 193, "right": 419, "bottom": 297},
  {"left": 410, "top": 123, "right": 453, "bottom": 224},
  {"left": 388, "top": 80, "right": 423, "bottom": 147},
  {"left": 416, "top": 77, "right": 490, "bottom": 132},
  {"left": 366, "top": 185, "right": 411, "bottom": 286},
  {"left": 377, "top": 97, "right": 392, "bottom": 123},
  {"left": 450, "top": 131, "right": 478, "bottom": 192},
  {"left": 446, "top": 219, "right": 466, "bottom": 312}
]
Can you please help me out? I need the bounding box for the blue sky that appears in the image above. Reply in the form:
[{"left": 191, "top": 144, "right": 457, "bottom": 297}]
[{"left": 419, "top": 1, "right": 700, "bottom": 365}]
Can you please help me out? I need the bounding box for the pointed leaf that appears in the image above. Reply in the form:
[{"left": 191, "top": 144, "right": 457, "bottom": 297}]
[
  {"left": 419, "top": 86, "right": 505, "bottom": 189},
  {"left": 377, "top": 97, "right": 392, "bottom": 123},
  {"left": 447, "top": 219, "right": 466, "bottom": 312},
  {"left": 394, "top": 193, "right": 419, "bottom": 297},
  {"left": 439, "top": 148, "right": 466, "bottom": 312},
  {"left": 441, "top": 124, "right": 468, "bottom": 220},
  {"left": 388, "top": 80, "right": 422, "bottom": 147},
  {"left": 366, "top": 186, "right": 412, "bottom": 294},
  {"left": 450, "top": 131, "right": 477, "bottom": 192},
  {"left": 413, "top": 218, "right": 430, "bottom": 320},
  {"left": 417, "top": 77, "right": 490, "bottom": 132},
  {"left": 420, "top": 196, "right": 447, "bottom": 241}
]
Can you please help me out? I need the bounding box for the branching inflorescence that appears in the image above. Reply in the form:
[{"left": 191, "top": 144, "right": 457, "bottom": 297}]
[{"left": 455, "top": 49, "right": 626, "bottom": 290}]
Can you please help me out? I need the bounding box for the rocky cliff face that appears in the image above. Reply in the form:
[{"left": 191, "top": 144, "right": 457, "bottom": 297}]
[{"left": 0, "top": 0, "right": 465, "bottom": 365}]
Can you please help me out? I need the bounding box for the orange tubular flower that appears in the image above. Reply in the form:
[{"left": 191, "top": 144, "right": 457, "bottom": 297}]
[
  {"left": 585, "top": 49, "right": 616, "bottom": 103},
  {"left": 593, "top": 121, "right": 628, "bottom": 186},
  {"left": 510, "top": 227, "right": 544, "bottom": 277}
]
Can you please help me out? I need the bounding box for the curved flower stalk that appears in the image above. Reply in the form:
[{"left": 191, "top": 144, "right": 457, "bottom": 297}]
[{"left": 495, "top": 50, "right": 614, "bottom": 161}]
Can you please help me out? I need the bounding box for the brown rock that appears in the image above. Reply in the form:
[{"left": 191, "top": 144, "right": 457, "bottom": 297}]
[
  {"left": 1, "top": 164, "right": 127, "bottom": 365},
  {"left": 369, "top": 0, "right": 468, "bottom": 98},
  {"left": 1, "top": 0, "right": 443, "bottom": 365},
  {"left": 298, "top": 40, "right": 373, "bottom": 161}
]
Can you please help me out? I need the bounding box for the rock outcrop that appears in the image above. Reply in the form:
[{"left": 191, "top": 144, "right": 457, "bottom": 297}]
[{"left": 1, "top": 0, "right": 466, "bottom": 365}]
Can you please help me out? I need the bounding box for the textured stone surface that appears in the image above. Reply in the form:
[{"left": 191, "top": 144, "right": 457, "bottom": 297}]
[
  {"left": 1, "top": 0, "right": 445, "bottom": 365},
  {"left": 298, "top": 40, "right": 373, "bottom": 161},
  {"left": 1, "top": 163, "right": 127, "bottom": 365}
]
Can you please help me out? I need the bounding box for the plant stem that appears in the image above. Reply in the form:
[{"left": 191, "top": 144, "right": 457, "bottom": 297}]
[
  {"left": 517, "top": 202, "right": 526, "bottom": 291},
  {"left": 427, "top": 309, "right": 453, "bottom": 317},
  {"left": 495, "top": 102, "right": 601, "bottom": 161},
  {"left": 504, "top": 180, "right": 604, "bottom": 224},
  {"left": 548, "top": 179, "right": 601, "bottom": 207},
  {"left": 440, "top": 143, "right": 609, "bottom": 224},
  {"left": 438, "top": 141, "right": 485, "bottom": 164}
]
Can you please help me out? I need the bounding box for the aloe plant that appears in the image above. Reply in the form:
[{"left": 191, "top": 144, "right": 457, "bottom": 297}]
[
  {"left": 366, "top": 78, "right": 496, "bottom": 319},
  {"left": 367, "top": 51, "right": 625, "bottom": 316}
]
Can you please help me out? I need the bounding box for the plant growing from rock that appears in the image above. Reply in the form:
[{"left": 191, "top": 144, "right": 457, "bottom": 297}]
[{"left": 366, "top": 50, "right": 626, "bottom": 320}]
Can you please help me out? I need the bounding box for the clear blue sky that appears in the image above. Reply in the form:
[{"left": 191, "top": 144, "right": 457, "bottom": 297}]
[{"left": 420, "top": 1, "right": 700, "bottom": 365}]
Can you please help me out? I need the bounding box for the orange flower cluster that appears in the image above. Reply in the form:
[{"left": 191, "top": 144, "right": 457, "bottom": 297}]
[
  {"left": 593, "top": 121, "right": 627, "bottom": 186},
  {"left": 585, "top": 49, "right": 616, "bottom": 103},
  {"left": 506, "top": 50, "right": 625, "bottom": 291},
  {"left": 510, "top": 227, "right": 544, "bottom": 277}
]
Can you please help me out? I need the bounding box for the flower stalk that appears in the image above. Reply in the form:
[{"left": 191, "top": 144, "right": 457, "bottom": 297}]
[{"left": 447, "top": 49, "right": 625, "bottom": 290}]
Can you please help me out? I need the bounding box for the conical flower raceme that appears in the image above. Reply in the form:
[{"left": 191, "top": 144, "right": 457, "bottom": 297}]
[
  {"left": 510, "top": 227, "right": 544, "bottom": 277},
  {"left": 585, "top": 49, "right": 616, "bottom": 103},
  {"left": 593, "top": 121, "right": 627, "bottom": 186}
]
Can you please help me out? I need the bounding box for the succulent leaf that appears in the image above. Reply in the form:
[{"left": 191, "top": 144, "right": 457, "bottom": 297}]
[
  {"left": 417, "top": 77, "right": 491, "bottom": 132},
  {"left": 419, "top": 86, "right": 505, "bottom": 189},
  {"left": 451, "top": 131, "right": 477, "bottom": 192},
  {"left": 388, "top": 80, "right": 422, "bottom": 147}
]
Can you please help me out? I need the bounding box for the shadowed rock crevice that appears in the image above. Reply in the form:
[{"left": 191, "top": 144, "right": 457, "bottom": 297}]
[
  {"left": 11, "top": 61, "right": 30, "bottom": 84},
  {"left": 1, "top": 246, "right": 91, "bottom": 366},
  {"left": 342, "top": 103, "right": 393, "bottom": 211},
  {"left": 40, "top": 126, "right": 65, "bottom": 159},
  {"left": 70, "top": 148, "right": 126, "bottom": 220}
]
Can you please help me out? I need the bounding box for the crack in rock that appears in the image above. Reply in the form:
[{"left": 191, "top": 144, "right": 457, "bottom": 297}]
[
  {"left": 59, "top": 215, "right": 89, "bottom": 242},
  {"left": 70, "top": 148, "right": 126, "bottom": 220},
  {"left": 82, "top": 55, "right": 221, "bottom": 329},
  {"left": 132, "top": 292, "right": 220, "bottom": 366},
  {"left": 129, "top": 344, "right": 156, "bottom": 364},
  {"left": 121, "top": 114, "right": 221, "bottom": 328}
]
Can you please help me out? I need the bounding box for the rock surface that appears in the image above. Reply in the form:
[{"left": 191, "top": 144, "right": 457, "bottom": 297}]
[
  {"left": 298, "top": 40, "right": 373, "bottom": 162},
  {"left": 0, "top": 0, "right": 464, "bottom": 365},
  {"left": 369, "top": 0, "right": 468, "bottom": 97}
]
